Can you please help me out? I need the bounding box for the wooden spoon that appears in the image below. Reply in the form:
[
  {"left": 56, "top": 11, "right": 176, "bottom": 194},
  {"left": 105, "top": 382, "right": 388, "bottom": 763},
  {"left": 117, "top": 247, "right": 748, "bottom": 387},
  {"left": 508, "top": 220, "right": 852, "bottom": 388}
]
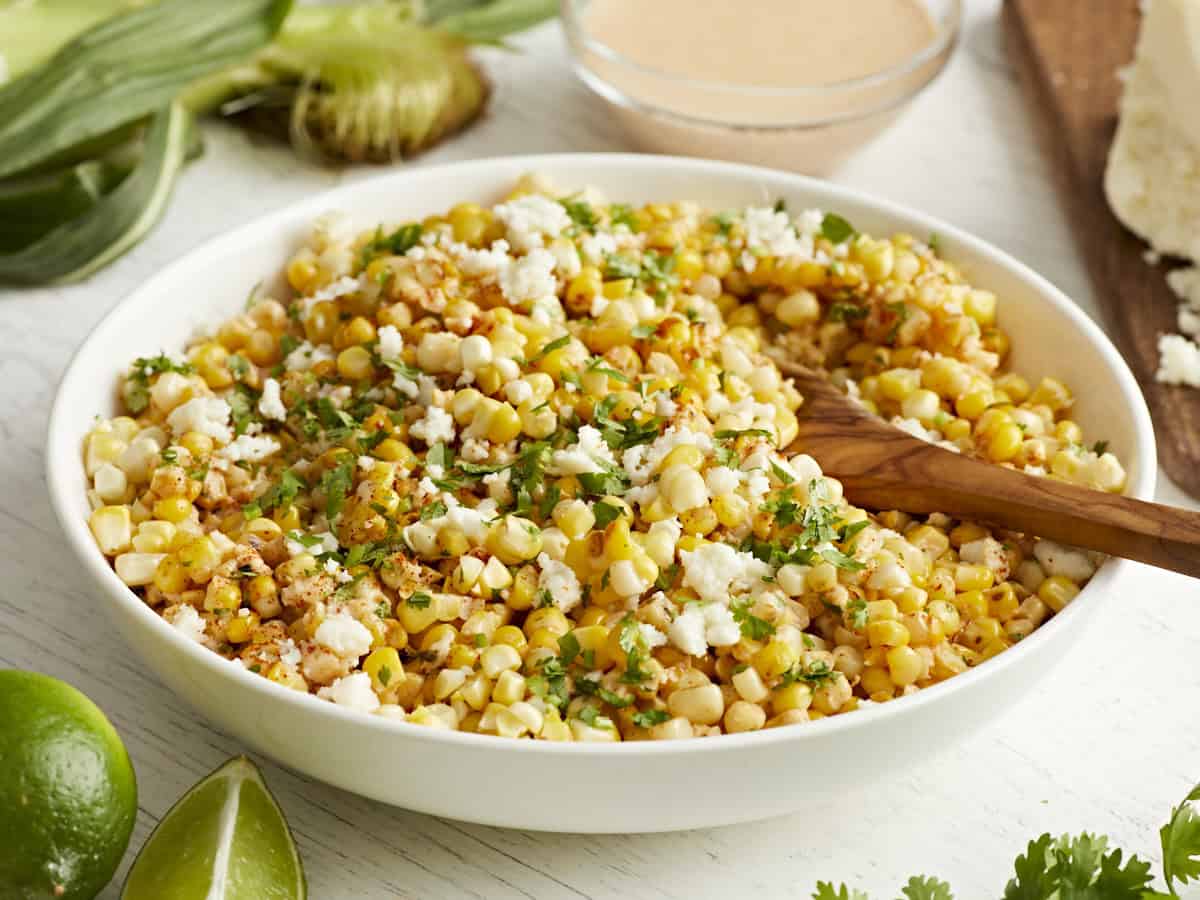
[{"left": 776, "top": 361, "right": 1200, "bottom": 578}]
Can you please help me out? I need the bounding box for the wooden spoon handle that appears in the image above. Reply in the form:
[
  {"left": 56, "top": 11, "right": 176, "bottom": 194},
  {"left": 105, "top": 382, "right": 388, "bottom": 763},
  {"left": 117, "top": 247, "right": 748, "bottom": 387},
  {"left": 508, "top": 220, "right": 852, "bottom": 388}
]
[{"left": 817, "top": 436, "right": 1200, "bottom": 577}]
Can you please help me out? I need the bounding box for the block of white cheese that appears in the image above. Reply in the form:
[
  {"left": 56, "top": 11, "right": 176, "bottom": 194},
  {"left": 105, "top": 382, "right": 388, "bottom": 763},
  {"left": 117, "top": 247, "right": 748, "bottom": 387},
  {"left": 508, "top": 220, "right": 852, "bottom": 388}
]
[
  {"left": 1106, "top": 0, "right": 1200, "bottom": 262},
  {"left": 1106, "top": 0, "right": 1200, "bottom": 385}
]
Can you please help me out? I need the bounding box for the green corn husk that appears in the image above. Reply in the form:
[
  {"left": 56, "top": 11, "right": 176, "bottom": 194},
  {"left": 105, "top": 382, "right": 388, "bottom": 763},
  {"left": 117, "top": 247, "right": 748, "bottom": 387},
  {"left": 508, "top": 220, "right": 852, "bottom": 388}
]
[
  {"left": 0, "top": 102, "right": 193, "bottom": 285},
  {"left": 0, "top": 0, "right": 292, "bottom": 179}
]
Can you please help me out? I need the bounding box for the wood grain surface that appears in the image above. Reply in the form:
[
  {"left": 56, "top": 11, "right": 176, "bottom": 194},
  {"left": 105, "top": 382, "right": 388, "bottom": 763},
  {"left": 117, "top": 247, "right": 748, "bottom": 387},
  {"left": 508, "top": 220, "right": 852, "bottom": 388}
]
[
  {"left": 781, "top": 363, "right": 1200, "bottom": 577},
  {"left": 1003, "top": 0, "right": 1200, "bottom": 498}
]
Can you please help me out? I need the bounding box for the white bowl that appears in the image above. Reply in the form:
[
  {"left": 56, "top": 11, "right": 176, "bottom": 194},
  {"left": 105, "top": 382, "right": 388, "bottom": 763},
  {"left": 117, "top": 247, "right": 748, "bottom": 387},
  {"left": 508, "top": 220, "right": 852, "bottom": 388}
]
[{"left": 47, "top": 154, "right": 1156, "bottom": 833}]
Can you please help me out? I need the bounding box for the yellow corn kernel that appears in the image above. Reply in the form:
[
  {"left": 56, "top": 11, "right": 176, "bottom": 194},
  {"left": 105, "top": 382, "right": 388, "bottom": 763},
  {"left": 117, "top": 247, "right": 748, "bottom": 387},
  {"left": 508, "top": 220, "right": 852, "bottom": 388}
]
[
  {"left": 954, "top": 564, "right": 994, "bottom": 592},
  {"left": 153, "top": 556, "right": 189, "bottom": 594},
  {"left": 486, "top": 516, "right": 543, "bottom": 565},
  {"left": 206, "top": 581, "right": 241, "bottom": 613},
  {"left": 224, "top": 611, "right": 258, "bottom": 643},
  {"left": 954, "top": 390, "right": 992, "bottom": 420},
  {"left": 336, "top": 346, "right": 375, "bottom": 381},
  {"left": 1029, "top": 377, "right": 1072, "bottom": 412},
  {"left": 363, "top": 647, "right": 403, "bottom": 691},
  {"left": 265, "top": 661, "right": 308, "bottom": 691},
  {"left": 1037, "top": 574, "right": 1080, "bottom": 612},
  {"left": 176, "top": 536, "right": 221, "bottom": 584},
  {"left": 712, "top": 493, "right": 750, "bottom": 529},
  {"left": 679, "top": 506, "right": 718, "bottom": 536},
  {"left": 867, "top": 620, "right": 910, "bottom": 648},
  {"left": 552, "top": 499, "right": 595, "bottom": 540},
  {"left": 771, "top": 683, "right": 813, "bottom": 715},
  {"left": 524, "top": 606, "right": 569, "bottom": 638},
  {"left": 89, "top": 505, "right": 133, "bottom": 555},
  {"left": 152, "top": 496, "right": 192, "bottom": 524},
  {"left": 657, "top": 445, "right": 704, "bottom": 472},
  {"left": 492, "top": 625, "right": 527, "bottom": 652},
  {"left": 752, "top": 640, "right": 798, "bottom": 679},
  {"left": 398, "top": 598, "right": 438, "bottom": 634},
  {"left": 987, "top": 422, "right": 1023, "bottom": 462},
  {"left": 878, "top": 368, "right": 921, "bottom": 402},
  {"left": 886, "top": 645, "right": 924, "bottom": 686}
]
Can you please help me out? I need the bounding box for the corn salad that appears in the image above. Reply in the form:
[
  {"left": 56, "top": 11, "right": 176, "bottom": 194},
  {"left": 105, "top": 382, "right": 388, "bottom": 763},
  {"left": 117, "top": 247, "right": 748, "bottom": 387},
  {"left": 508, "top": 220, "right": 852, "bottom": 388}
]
[{"left": 84, "top": 175, "right": 1125, "bottom": 742}]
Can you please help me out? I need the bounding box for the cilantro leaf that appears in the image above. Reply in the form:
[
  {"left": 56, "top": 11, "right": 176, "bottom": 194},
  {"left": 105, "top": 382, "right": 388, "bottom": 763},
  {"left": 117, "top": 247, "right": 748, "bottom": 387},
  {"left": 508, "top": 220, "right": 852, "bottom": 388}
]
[
  {"left": 560, "top": 196, "right": 598, "bottom": 231},
  {"left": 318, "top": 456, "right": 355, "bottom": 520},
  {"left": 557, "top": 632, "right": 581, "bottom": 667},
  {"left": 846, "top": 598, "right": 869, "bottom": 631},
  {"left": 820, "top": 213, "right": 856, "bottom": 244},
  {"left": 407, "top": 592, "right": 432, "bottom": 609},
  {"left": 242, "top": 469, "right": 306, "bottom": 521},
  {"left": 631, "top": 708, "right": 670, "bottom": 728},
  {"left": 1162, "top": 783, "right": 1200, "bottom": 894},
  {"left": 609, "top": 203, "right": 637, "bottom": 229},
  {"left": 828, "top": 303, "right": 869, "bottom": 324},
  {"left": 812, "top": 883, "right": 868, "bottom": 900},
  {"left": 361, "top": 222, "right": 422, "bottom": 265},
  {"left": 578, "top": 468, "right": 631, "bottom": 498},
  {"left": 900, "top": 875, "right": 954, "bottom": 900},
  {"left": 731, "top": 597, "right": 775, "bottom": 640},
  {"left": 603, "top": 254, "right": 641, "bottom": 281},
  {"left": 1004, "top": 834, "right": 1058, "bottom": 900},
  {"left": 593, "top": 500, "right": 623, "bottom": 529},
  {"left": 123, "top": 354, "right": 194, "bottom": 414},
  {"left": 1092, "top": 847, "right": 1155, "bottom": 898}
]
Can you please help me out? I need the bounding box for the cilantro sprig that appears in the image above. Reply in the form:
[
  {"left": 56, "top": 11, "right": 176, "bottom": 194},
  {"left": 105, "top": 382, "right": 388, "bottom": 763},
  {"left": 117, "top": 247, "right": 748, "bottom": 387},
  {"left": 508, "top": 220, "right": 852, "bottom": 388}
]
[{"left": 810, "top": 779, "right": 1200, "bottom": 898}]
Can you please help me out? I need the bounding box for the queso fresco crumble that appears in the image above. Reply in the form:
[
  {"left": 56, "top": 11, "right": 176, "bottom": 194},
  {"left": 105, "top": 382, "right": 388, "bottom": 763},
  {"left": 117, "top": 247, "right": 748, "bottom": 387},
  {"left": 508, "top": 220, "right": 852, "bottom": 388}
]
[{"left": 84, "top": 175, "right": 1125, "bottom": 741}]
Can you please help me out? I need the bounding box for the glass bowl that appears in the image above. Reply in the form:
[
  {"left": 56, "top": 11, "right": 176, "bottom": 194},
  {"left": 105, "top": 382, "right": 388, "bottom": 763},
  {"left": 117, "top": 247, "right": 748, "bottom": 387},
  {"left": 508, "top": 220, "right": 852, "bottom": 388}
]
[{"left": 562, "top": 0, "right": 962, "bottom": 174}]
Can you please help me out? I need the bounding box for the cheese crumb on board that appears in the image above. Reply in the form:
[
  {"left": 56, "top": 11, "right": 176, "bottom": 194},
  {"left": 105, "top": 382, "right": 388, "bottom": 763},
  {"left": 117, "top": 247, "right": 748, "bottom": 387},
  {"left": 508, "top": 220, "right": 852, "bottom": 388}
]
[{"left": 1106, "top": 0, "right": 1200, "bottom": 385}]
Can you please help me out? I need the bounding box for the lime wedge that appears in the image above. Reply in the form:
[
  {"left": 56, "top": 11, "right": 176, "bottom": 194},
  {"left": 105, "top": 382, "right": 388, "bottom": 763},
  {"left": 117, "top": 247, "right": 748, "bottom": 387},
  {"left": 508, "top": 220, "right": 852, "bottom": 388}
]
[{"left": 122, "top": 756, "right": 305, "bottom": 900}]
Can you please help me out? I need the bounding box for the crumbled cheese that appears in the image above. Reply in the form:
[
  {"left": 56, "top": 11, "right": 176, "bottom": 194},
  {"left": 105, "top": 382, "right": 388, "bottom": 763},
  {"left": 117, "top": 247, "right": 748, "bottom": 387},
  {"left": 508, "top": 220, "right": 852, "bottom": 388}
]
[
  {"left": 500, "top": 248, "right": 558, "bottom": 306},
  {"left": 609, "top": 560, "right": 651, "bottom": 598},
  {"left": 285, "top": 531, "right": 339, "bottom": 557},
  {"left": 494, "top": 195, "right": 571, "bottom": 251},
  {"left": 679, "top": 542, "right": 771, "bottom": 605},
  {"left": 167, "top": 605, "right": 207, "bottom": 643},
  {"left": 457, "top": 334, "right": 493, "bottom": 385},
  {"left": 377, "top": 324, "right": 404, "bottom": 361},
  {"left": 284, "top": 340, "right": 336, "bottom": 372},
  {"left": 1156, "top": 334, "right": 1200, "bottom": 386},
  {"left": 960, "top": 537, "right": 1009, "bottom": 573},
  {"left": 454, "top": 239, "right": 512, "bottom": 279},
  {"left": 293, "top": 275, "right": 360, "bottom": 319},
  {"left": 410, "top": 406, "right": 456, "bottom": 445},
  {"left": 704, "top": 466, "right": 740, "bottom": 496},
  {"left": 653, "top": 391, "right": 678, "bottom": 418},
  {"left": 318, "top": 672, "right": 380, "bottom": 713},
  {"left": 702, "top": 603, "right": 742, "bottom": 647},
  {"left": 1033, "top": 539, "right": 1097, "bottom": 582},
  {"left": 166, "top": 397, "right": 232, "bottom": 443},
  {"left": 622, "top": 427, "right": 714, "bottom": 485},
  {"left": 549, "top": 240, "right": 582, "bottom": 279},
  {"left": 217, "top": 434, "right": 280, "bottom": 463},
  {"left": 580, "top": 231, "right": 617, "bottom": 264},
  {"left": 460, "top": 437, "right": 490, "bottom": 463},
  {"left": 536, "top": 552, "right": 583, "bottom": 612},
  {"left": 668, "top": 607, "right": 707, "bottom": 656},
  {"left": 742, "top": 206, "right": 812, "bottom": 260},
  {"left": 258, "top": 377, "right": 287, "bottom": 421},
  {"left": 547, "top": 425, "right": 617, "bottom": 475},
  {"left": 639, "top": 623, "right": 668, "bottom": 650},
  {"left": 315, "top": 612, "right": 373, "bottom": 659},
  {"left": 278, "top": 638, "right": 302, "bottom": 667}
]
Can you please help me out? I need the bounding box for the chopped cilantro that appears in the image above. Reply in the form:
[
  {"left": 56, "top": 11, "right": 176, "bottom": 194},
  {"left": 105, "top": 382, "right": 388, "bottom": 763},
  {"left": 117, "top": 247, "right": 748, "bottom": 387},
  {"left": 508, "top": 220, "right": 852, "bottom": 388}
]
[
  {"left": 820, "top": 212, "right": 857, "bottom": 244},
  {"left": 630, "top": 323, "right": 656, "bottom": 339},
  {"left": 560, "top": 196, "right": 598, "bottom": 231},
  {"left": 123, "top": 354, "right": 194, "bottom": 414},
  {"left": 557, "top": 632, "right": 582, "bottom": 666},
  {"left": 160, "top": 447, "right": 178, "bottom": 464},
  {"left": 420, "top": 500, "right": 447, "bottom": 521},
  {"left": 609, "top": 203, "right": 637, "bottom": 229},
  {"left": 360, "top": 222, "right": 422, "bottom": 266},
  {"left": 846, "top": 597, "right": 869, "bottom": 630},
  {"left": 242, "top": 468, "right": 306, "bottom": 521},
  {"left": 731, "top": 597, "right": 776, "bottom": 640},
  {"left": 631, "top": 708, "right": 670, "bottom": 728},
  {"left": 407, "top": 592, "right": 432, "bottom": 609},
  {"left": 828, "top": 303, "right": 869, "bottom": 324},
  {"left": 318, "top": 456, "right": 355, "bottom": 520},
  {"left": 603, "top": 254, "right": 641, "bottom": 281},
  {"left": 592, "top": 500, "right": 623, "bottom": 529}
]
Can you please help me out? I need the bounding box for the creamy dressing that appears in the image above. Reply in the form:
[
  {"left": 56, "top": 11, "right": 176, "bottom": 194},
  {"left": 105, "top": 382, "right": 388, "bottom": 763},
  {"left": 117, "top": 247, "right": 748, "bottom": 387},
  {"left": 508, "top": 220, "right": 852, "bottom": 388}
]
[{"left": 582, "top": 0, "right": 938, "bottom": 125}]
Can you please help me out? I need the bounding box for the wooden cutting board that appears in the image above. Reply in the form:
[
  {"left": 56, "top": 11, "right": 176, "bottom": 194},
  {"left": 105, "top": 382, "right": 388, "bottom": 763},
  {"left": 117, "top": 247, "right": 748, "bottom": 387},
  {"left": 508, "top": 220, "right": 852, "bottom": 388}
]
[{"left": 1003, "top": 0, "right": 1200, "bottom": 498}]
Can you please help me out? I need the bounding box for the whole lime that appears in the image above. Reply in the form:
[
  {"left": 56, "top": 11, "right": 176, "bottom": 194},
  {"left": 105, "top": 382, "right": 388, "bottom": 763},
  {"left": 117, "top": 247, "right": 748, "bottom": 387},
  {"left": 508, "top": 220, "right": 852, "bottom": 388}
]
[{"left": 0, "top": 670, "right": 137, "bottom": 900}]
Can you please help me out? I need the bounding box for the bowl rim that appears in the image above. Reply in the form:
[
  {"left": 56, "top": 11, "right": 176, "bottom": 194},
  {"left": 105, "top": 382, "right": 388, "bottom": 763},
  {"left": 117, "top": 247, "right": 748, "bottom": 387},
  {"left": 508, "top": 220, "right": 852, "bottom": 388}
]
[
  {"left": 561, "top": 0, "right": 963, "bottom": 130},
  {"left": 47, "top": 152, "right": 1157, "bottom": 759}
]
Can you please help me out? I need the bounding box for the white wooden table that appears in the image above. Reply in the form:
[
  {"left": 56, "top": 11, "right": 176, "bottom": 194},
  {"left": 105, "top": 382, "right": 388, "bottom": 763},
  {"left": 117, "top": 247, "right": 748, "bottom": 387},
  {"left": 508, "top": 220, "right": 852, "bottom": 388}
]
[{"left": 3, "top": 2, "right": 1199, "bottom": 896}]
